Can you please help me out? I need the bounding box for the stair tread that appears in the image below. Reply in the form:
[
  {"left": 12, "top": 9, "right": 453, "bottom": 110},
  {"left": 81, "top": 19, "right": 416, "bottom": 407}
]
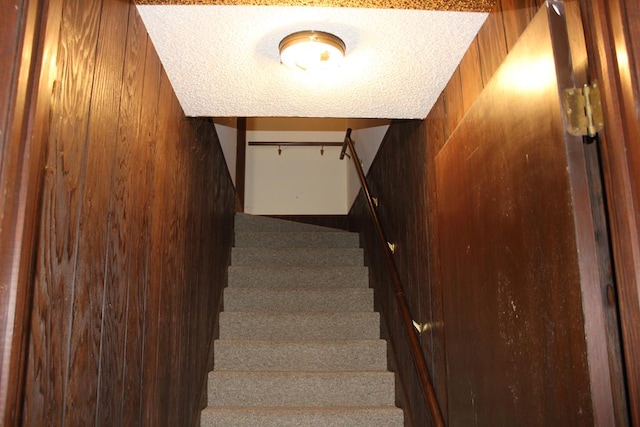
[
  {"left": 235, "top": 214, "right": 347, "bottom": 233},
  {"left": 200, "top": 405, "right": 403, "bottom": 427},
  {"left": 234, "top": 232, "right": 360, "bottom": 249},
  {"left": 231, "top": 247, "right": 364, "bottom": 267},
  {"left": 203, "top": 405, "right": 402, "bottom": 411},
  {"left": 219, "top": 311, "right": 378, "bottom": 318},
  {"left": 214, "top": 339, "right": 387, "bottom": 371},
  {"left": 228, "top": 265, "right": 369, "bottom": 288},
  {"left": 208, "top": 370, "right": 396, "bottom": 406},
  {"left": 215, "top": 338, "right": 385, "bottom": 342}
]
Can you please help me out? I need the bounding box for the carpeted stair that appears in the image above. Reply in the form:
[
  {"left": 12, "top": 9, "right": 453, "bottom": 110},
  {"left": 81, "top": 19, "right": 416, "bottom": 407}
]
[{"left": 200, "top": 213, "right": 404, "bottom": 426}]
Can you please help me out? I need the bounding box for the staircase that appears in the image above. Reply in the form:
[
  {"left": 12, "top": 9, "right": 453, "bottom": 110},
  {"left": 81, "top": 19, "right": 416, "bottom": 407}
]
[{"left": 200, "top": 213, "right": 404, "bottom": 426}]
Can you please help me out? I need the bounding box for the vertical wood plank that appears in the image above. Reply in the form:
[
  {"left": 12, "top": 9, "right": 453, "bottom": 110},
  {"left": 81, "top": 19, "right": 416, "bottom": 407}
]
[
  {"left": 236, "top": 117, "right": 246, "bottom": 212},
  {"left": 149, "top": 69, "right": 176, "bottom": 425},
  {"left": 500, "top": 0, "right": 543, "bottom": 51},
  {"left": 141, "top": 65, "right": 168, "bottom": 427},
  {"left": 95, "top": 2, "right": 145, "bottom": 426},
  {"left": 24, "top": 0, "right": 103, "bottom": 424},
  {"left": 458, "top": 37, "right": 484, "bottom": 114},
  {"left": 442, "top": 69, "right": 464, "bottom": 137},
  {"left": 477, "top": 3, "right": 509, "bottom": 86},
  {"left": 166, "top": 90, "right": 187, "bottom": 426},
  {"left": 118, "top": 9, "right": 150, "bottom": 427},
  {"left": 63, "top": 0, "right": 130, "bottom": 424},
  {"left": 131, "top": 34, "right": 161, "bottom": 427}
]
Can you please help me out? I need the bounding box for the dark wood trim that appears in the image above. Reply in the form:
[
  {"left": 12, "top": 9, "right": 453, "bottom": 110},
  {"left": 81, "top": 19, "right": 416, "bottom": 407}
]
[
  {"left": 0, "top": 0, "right": 62, "bottom": 424},
  {"left": 548, "top": 4, "right": 616, "bottom": 424},
  {"left": 248, "top": 141, "right": 343, "bottom": 147},
  {"left": 235, "top": 117, "right": 246, "bottom": 212},
  {"left": 579, "top": 0, "right": 640, "bottom": 422}
]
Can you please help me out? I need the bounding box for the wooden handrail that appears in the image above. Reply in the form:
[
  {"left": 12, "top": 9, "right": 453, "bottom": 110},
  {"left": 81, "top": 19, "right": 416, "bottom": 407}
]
[
  {"left": 341, "top": 128, "right": 445, "bottom": 427},
  {"left": 249, "top": 141, "right": 343, "bottom": 147}
]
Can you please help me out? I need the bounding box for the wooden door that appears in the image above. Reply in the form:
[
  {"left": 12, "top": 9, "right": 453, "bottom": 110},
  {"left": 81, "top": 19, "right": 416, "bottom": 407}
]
[{"left": 435, "top": 3, "right": 625, "bottom": 425}]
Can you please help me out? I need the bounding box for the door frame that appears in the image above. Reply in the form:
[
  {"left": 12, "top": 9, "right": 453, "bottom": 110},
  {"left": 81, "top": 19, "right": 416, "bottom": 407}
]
[
  {"left": 578, "top": 0, "right": 640, "bottom": 423},
  {"left": 0, "top": 0, "right": 62, "bottom": 425}
]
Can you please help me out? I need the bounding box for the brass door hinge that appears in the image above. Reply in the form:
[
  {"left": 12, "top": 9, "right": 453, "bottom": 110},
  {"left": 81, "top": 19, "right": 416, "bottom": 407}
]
[{"left": 563, "top": 82, "right": 604, "bottom": 137}]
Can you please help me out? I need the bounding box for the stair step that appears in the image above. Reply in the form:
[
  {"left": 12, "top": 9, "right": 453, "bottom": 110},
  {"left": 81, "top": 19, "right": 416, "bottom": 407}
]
[
  {"left": 219, "top": 312, "right": 380, "bottom": 340},
  {"left": 228, "top": 266, "right": 369, "bottom": 288},
  {"left": 235, "top": 214, "right": 344, "bottom": 233},
  {"left": 235, "top": 231, "right": 360, "bottom": 248},
  {"left": 200, "top": 406, "right": 405, "bottom": 427},
  {"left": 223, "top": 287, "right": 373, "bottom": 312},
  {"left": 231, "top": 247, "right": 363, "bottom": 267},
  {"left": 200, "top": 213, "right": 402, "bottom": 425},
  {"left": 208, "top": 371, "right": 396, "bottom": 407},
  {"left": 214, "top": 340, "right": 387, "bottom": 371}
]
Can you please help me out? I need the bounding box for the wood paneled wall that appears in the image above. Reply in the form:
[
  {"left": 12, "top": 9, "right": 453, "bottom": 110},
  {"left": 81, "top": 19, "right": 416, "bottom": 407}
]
[
  {"left": 349, "top": 1, "right": 544, "bottom": 425},
  {"left": 12, "top": 0, "right": 235, "bottom": 425}
]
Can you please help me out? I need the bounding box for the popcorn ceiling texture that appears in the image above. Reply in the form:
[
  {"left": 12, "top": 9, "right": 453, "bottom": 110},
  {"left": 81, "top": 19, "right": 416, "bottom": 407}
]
[
  {"left": 136, "top": 0, "right": 496, "bottom": 12},
  {"left": 137, "top": 5, "right": 487, "bottom": 119}
]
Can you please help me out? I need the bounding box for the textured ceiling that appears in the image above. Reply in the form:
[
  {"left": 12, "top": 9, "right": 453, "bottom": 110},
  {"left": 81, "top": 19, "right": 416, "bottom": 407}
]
[
  {"left": 137, "top": 0, "right": 494, "bottom": 12},
  {"left": 137, "top": 5, "right": 488, "bottom": 119}
]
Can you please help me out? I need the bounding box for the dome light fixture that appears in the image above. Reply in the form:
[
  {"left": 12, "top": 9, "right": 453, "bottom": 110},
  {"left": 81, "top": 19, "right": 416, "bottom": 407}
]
[{"left": 279, "top": 30, "right": 346, "bottom": 71}]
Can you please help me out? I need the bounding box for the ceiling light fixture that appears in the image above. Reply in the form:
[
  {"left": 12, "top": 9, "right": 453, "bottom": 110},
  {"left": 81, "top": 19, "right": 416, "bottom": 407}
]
[{"left": 279, "top": 30, "right": 346, "bottom": 71}]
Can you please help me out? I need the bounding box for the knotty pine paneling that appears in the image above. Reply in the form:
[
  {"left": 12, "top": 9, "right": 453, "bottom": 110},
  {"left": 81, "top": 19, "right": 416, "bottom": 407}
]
[
  {"left": 349, "top": 1, "right": 545, "bottom": 424},
  {"left": 21, "top": 0, "right": 235, "bottom": 425}
]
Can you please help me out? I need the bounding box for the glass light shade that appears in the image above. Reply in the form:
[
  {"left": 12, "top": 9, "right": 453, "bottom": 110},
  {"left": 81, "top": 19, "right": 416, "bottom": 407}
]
[{"left": 279, "top": 31, "right": 346, "bottom": 71}]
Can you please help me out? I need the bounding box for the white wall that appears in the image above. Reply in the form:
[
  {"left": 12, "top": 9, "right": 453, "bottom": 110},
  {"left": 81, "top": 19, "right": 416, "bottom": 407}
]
[
  {"left": 245, "top": 131, "right": 347, "bottom": 214},
  {"left": 346, "top": 125, "right": 389, "bottom": 208},
  {"left": 214, "top": 123, "right": 237, "bottom": 186}
]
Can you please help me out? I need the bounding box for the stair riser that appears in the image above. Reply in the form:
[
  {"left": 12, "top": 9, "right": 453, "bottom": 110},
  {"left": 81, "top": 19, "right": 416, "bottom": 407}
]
[
  {"left": 227, "top": 266, "right": 369, "bottom": 288},
  {"left": 208, "top": 372, "right": 396, "bottom": 407},
  {"left": 235, "top": 232, "right": 360, "bottom": 248},
  {"left": 231, "top": 248, "right": 363, "bottom": 267},
  {"left": 218, "top": 312, "right": 380, "bottom": 340},
  {"left": 214, "top": 340, "right": 387, "bottom": 371},
  {"left": 200, "top": 407, "right": 405, "bottom": 427},
  {"left": 223, "top": 288, "right": 374, "bottom": 312}
]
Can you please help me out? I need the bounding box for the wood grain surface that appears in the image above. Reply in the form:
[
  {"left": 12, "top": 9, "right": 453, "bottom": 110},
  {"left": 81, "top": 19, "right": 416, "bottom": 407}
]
[
  {"left": 436, "top": 8, "right": 594, "bottom": 423},
  {"left": 348, "top": 1, "right": 613, "bottom": 425},
  {"left": 579, "top": 0, "right": 640, "bottom": 422},
  {"left": 20, "top": 1, "right": 235, "bottom": 425}
]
